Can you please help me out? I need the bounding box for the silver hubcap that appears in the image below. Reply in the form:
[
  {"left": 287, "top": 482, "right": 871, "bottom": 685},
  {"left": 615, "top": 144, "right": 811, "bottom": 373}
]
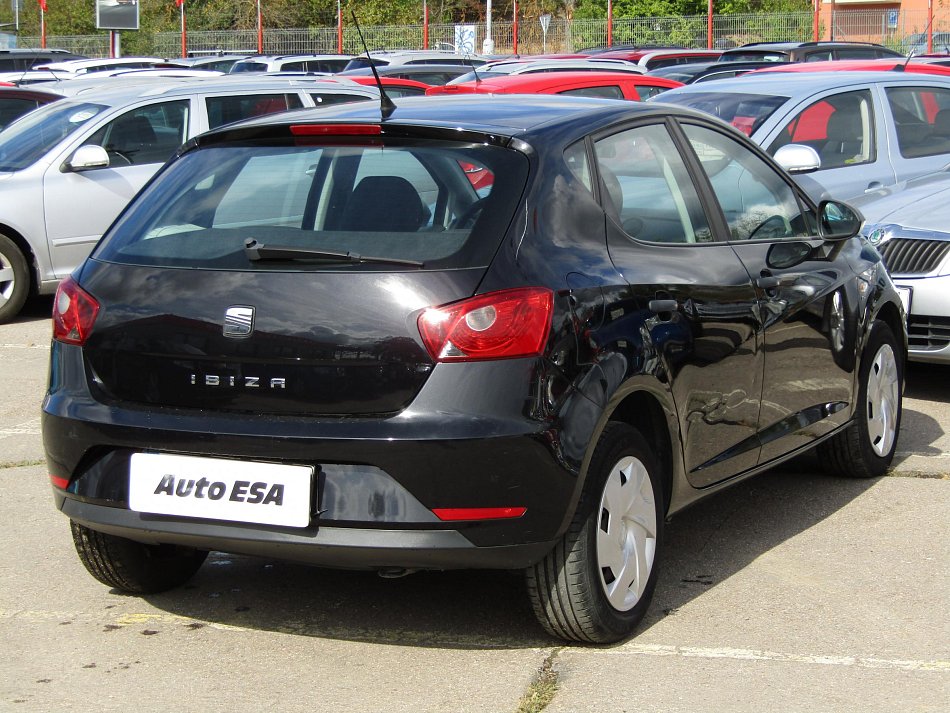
[
  {"left": 866, "top": 343, "right": 899, "bottom": 457},
  {"left": 0, "top": 251, "right": 14, "bottom": 305},
  {"left": 596, "top": 455, "right": 657, "bottom": 612}
]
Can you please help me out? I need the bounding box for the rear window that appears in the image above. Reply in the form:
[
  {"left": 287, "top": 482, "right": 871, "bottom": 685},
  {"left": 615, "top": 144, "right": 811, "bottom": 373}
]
[
  {"left": 230, "top": 61, "right": 268, "bottom": 73},
  {"left": 658, "top": 91, "right": 788, "bottom": 137},
  {"left": 719, "top": 51, "right": 788, "bottom": 63},
  {"left": 94, "top": 138, "right": 530, "bottom": 271}
]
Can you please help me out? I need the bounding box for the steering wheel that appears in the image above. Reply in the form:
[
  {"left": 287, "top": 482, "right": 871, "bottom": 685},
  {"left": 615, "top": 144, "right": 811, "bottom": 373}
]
[
  {"left": 749, "top": 214, "right": 792, "bottom": 241},
  {"left": 106, "top": 149, "right": 133, "bottom": 166},
  {"left": 452, "top": 197, "right": 488, "bottom": 229}
]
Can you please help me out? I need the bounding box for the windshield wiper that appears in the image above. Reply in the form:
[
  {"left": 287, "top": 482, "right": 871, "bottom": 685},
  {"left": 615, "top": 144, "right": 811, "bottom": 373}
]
[{"left": 244, "top": 238, "right": 424, "bottom": 267}]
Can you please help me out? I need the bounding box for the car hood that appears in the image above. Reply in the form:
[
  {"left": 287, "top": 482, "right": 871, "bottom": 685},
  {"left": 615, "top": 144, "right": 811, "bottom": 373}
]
[{"left": 854, "top": 171, "right": 950, "bottom": 230}]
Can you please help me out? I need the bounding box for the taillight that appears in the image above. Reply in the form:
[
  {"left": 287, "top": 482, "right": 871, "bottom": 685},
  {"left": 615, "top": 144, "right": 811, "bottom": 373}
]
[
  {"left": 290, "top": 124, "right": 381, "bottom": 136},
  {"left": 52, "top": 277, "right": 99, "bottom": 346},
  {"left": 418, "top": 287, "right": 553, "bottom": 362},
  {"left": 49, "top": 475, "right": 69, "bottom": 490}
]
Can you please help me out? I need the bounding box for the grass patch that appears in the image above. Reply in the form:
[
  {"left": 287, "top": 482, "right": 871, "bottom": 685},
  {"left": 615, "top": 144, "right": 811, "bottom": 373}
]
[
  {"left": 0, "top": 459, "right": 45, "bottom": 470},
  {"left": 516, "top": 648, "right": 561, "bottom": 713},
  {"left": 886, "top": 469, "right": 950, "bottom": 480}
]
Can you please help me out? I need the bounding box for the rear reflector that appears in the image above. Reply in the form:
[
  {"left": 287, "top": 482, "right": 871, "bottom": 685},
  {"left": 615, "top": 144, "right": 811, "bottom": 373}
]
[
  {"left": 290, "top": 124, "right": 382, "bottom": 136},
  {"left": 49, "top": 475, "right": 69, "bottom": 490},
  {"left": 418, "top": 287, "right": 553, "bottom": 362},
  {"left": 52, "top": 277, "right": 99, "bottom": 346},
  {"left": 432, "top": 507, "right": 527, "bottom": 521}
]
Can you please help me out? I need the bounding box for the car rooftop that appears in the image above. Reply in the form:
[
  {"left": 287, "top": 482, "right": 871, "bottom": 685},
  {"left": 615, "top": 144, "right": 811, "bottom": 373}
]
[
  {"left": 661, "top": 70, "right": 950, "bottom": 95},
  {"left": 50, "top": 76, "right": 379, "bottom": 103},
  {"left": 207, "top": 93, "right": 679, "bottom": 137}
]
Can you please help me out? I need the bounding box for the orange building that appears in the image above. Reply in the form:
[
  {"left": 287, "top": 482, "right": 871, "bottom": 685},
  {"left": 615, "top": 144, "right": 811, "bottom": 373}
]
[{"left": 819, "top": 0, "right": 947, "bottom": 46}]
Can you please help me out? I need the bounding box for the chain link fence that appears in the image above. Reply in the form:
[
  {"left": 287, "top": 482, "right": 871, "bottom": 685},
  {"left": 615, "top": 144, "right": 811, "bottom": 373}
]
[{"left": 15, "top": 9, "right": 950, "bottom": 59}]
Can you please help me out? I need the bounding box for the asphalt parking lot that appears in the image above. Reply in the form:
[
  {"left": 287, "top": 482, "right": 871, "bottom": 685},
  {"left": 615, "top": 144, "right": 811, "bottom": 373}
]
[{"left": 1, "top": 295, "right": 947, "bottom": 712}]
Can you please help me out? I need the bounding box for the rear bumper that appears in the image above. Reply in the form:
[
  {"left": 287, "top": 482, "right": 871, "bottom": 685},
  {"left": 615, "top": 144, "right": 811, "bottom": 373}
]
[
  {"left": 43, "top": 343, "right": 589, "bottom": 568},
  {"left": 57, "top": 494, "right": 557, "bottom": 570}
]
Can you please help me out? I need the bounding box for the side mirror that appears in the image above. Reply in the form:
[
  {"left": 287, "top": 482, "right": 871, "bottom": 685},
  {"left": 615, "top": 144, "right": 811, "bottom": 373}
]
[
  {"left": 774, "top": 144, "right": 821, "bottom": 174},
  {"left": 819, "top": 200, "right": 863, "bottom": 240},
  {"left": 61, "top": 145, "right": 110, "bottom": 173}
]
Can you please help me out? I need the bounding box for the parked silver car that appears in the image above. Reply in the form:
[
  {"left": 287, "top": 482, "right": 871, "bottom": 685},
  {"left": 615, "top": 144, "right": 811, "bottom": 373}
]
[
  {"left": 656, "top": 71, "right": 950, "bottom": 201},
  {"left": 854, "top": 171, "right": 950, "bottom": 364},
  {"left": 0, "top": 78, "right": 377, "bottom": 322}
]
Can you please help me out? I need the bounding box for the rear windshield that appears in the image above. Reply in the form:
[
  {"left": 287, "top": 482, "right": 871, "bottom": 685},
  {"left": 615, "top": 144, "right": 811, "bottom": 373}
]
[
  {"left": 229, "top": 61, "right": 268, "bottom": 73},
  {"left": 94, "top": 138, "right": 529, "bottom": 271},
  {"left": 343, "top": 58, "right": 390, "bottom": 71},
  {"left": 656, "top": 91, "right": 788, "bottom": 136},
  {"left": 719, "top": 51, "right": 788, "bottom": 63},
  {"left": 0, "top": 100, "right": 105, "bottom": 171}
]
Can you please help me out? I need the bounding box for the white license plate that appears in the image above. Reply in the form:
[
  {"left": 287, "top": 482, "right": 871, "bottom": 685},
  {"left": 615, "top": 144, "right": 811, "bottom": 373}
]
[
  {"left": 129, "top": 453, "right": 313, "bottom": 528},
  {"left": 895, "top": 285, "right": 912, "bottom": 316}
]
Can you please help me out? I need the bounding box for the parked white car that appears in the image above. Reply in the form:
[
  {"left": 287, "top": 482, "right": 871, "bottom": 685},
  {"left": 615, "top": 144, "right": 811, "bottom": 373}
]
[
  {"left": 0, "top": 78, "right": 378, "bottom": 321},
  {"left": 656, "top": 71, "right": 950, "bottom": 201},
  {"left": 854, "top": 170, "right": 950, "bottom": 364}
]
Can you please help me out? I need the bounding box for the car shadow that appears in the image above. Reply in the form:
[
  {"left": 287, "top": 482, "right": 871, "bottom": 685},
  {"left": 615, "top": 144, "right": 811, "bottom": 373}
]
[
  {"left": 905, "top": 362, "right": 950, "bottom": 402},
  {"left": 11, "top": 294, "right": 53, "bottom": 323},
  {"left": 142, "top": 464, "right": 879, "bottom": 649},
  {"left": 640, "top": 463, "right": 877, "bottom": 636}
]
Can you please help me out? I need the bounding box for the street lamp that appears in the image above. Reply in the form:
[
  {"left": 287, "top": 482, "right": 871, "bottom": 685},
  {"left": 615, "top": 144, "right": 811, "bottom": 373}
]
[{"left": 483, "top": 0, "right": 494, "bottom": 54}]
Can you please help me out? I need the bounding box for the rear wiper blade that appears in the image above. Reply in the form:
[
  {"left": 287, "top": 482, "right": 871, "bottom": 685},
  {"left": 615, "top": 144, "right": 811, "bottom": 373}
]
[{"left": 243, "top": 238, "right": 424, "bottom": 267}]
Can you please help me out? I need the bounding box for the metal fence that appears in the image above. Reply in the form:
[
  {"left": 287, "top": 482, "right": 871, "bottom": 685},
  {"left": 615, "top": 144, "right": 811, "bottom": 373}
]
[{"left": 17, "top": 9, "right": 950, "bottom": 59}]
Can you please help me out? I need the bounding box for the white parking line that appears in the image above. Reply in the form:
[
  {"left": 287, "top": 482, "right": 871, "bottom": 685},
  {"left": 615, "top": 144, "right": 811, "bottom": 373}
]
[
  {"left": 0, "top": 343, "right": 49, "bottom": 350},
  {"left": 0, "top": 418, "right": 42, "bottom": 437},
  {"left": 601, "top": 643, "right": 950, "bottom": 673}
]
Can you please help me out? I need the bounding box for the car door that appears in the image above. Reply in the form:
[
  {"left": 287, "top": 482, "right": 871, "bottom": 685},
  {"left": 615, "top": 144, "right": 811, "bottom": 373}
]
[
  {"left": 882, "top": 82, "right": 950, "bottom": 183},
  {"left": 43, "top": 98, "right": 193, "bottom": 278},
  {"left": 763, "top": 86, "right": 894, "bottom": 200},
  {"left": 679, "top": 120, "right": 858, "bottom": 466},
  {"left": 591, "top": 120, "right": 765, "bottom": 486}
]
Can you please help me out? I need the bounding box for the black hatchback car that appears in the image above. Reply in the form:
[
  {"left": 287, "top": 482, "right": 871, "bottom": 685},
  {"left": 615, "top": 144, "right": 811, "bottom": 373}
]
[{"left": 43, "top": 95, "right": 906, "bottom": 643}]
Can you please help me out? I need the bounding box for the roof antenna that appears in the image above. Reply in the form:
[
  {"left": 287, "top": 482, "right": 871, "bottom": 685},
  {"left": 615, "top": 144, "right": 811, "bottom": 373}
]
[
  {"left": 350, "top": 11, "right": 396, "bottom": 119},
  {"left": 897, "top": 15, "right": 936, "bottom": 72}
]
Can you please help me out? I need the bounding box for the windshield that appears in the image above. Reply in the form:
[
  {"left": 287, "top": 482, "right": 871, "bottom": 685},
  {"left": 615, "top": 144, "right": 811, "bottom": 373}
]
[
  {"left": 94, "top": 138, "right": 529, "bottom": 271},
  {"left": 0, "top": 100, "right": 105, "bottom": 171},
  {"left": 656, "top": 91, "right": 789, "bottom": 137}
]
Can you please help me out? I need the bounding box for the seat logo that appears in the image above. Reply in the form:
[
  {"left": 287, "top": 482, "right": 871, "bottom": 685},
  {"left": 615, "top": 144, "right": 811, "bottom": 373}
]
[{"left": 223, "top": 305, "right": 255, "bottom": 338}]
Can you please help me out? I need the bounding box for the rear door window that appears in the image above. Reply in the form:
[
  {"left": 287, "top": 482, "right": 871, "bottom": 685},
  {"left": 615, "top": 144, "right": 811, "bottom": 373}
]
[
  {"left": 205, "top": 93, "right": 304, "bottom": 129},
  {"left": 593, "top": 123, "right": 714, "bottom": 243},
  {"left": 559, "top": 85, "right": 624, "bottom": 99},
  {"left": 886, "top": 85, "right": 950, "bottom": 157}
]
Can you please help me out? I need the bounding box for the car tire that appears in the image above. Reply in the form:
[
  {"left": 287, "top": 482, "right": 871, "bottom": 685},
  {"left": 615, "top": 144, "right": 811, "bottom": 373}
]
[
  {"left": 525, "top": 423, "right": 663, "bottom": 643},
  {"left": 71, "top": 521, "right": 208, "bottom": 593},
  {"left": 819, "top": 320, "right": 902, "bottom": 478},
  {"left": 0, "top": 234, "right": 30, "bottom": 324}
]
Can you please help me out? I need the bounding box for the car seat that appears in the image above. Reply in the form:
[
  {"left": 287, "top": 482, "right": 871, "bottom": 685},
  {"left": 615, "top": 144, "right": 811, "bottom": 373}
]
[
  {"left": 819, "top": 106, "right": 864, "bottom": 169},
  {"left": 338, "top": 176, "right": 429, "bottom": 231}
]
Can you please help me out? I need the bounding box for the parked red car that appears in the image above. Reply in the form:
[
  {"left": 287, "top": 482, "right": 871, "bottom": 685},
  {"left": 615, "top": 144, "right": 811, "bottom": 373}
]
[
  {"left": 427, "top": 71, "right": 682, "bottom": 101},
  {"left": 342, "top": 75, "right": 433, "bottom": 97},
  {"left": 0, "top": 85, "right": 63, "bottom": 130},
  {"left": 595, "top": 48, "right": 723, "bottom": 70},
  {"left": 749, "top": 58, "right": 950, "bottom": 77}
]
